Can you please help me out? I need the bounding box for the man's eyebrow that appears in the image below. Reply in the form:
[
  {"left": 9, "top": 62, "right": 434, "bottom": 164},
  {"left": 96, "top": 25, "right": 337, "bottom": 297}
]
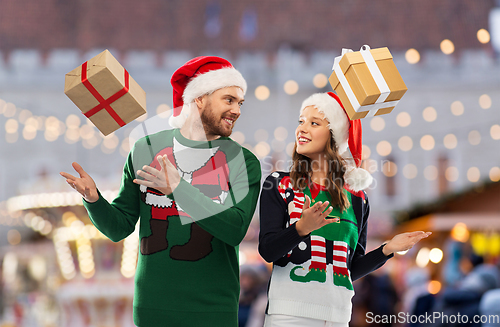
[{"left": 223, "top": 94, "right": 245, "bottom": 102}]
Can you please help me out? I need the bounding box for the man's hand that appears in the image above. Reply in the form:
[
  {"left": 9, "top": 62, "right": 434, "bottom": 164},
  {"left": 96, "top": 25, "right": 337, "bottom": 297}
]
[
  {"left": 295, "top": 195, "right": 339, "bottom": 237},
  {"left": 60, "top": 162, "right": 99, "bottom": 203},
  {"left": 382, "top": 231, "right": 432, "bottom": 256},
  {"left": 133, "top": 155, "right": 181, "bottom": 195}
]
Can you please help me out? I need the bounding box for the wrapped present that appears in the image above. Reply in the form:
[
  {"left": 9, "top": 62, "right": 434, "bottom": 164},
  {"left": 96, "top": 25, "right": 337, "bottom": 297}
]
[
  {"left": 64, "top": 50, "right": 146, "bottom": 135},
  {"left": 329, "top": 45, "right": 407, "bottom": 120}
]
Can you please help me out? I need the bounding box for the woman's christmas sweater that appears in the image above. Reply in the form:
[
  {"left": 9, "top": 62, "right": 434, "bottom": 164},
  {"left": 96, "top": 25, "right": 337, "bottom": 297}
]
[
  {"left": 83, "top": 128, "right": 261, "bottom": 327},
  {"left": 258, "top": 171, "right": 393, "bottom": 324}
]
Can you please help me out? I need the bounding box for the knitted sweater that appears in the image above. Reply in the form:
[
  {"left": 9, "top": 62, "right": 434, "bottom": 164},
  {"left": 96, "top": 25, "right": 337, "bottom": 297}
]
[
  {"left": 258, "top": 171, "right": 392, "bottom": 324},
  {"left": 83, "top": 128, "right": 261, "bottom": 327}
]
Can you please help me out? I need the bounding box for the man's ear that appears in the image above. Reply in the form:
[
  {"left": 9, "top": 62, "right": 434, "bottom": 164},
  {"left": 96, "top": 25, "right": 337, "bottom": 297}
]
[{"left": 194, "top": 96, "right": 205, "bottom": 110}]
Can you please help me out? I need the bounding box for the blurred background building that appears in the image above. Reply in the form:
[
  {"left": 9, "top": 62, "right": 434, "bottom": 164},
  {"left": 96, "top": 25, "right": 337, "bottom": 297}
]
[{"left": 0, "top": 0, "right": 499, "bottom": 326}]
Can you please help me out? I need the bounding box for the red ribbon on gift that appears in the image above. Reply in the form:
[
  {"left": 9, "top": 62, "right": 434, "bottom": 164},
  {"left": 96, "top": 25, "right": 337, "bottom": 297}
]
[{"left": 81, "top": 61, "right": 128, "bottom": 127}]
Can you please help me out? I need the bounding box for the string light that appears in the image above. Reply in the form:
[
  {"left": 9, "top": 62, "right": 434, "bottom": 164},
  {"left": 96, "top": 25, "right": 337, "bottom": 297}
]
[
  {"left": 254, "top": 142, "right": 271, "bottom": 158},
  {"left": 398, "top": 136, "right": 413, "bottom": 152},
  {"left": 255, "top": 86, "right": 270, "bottom": 100},
  {"left": 403, "top": 164, "right": 418, "bottom": 179},
  {"left": 231, "top": 131, "right": 245, "bottom": 144},
  {"left": 370, "top": 116, "right": 385, "bottom": 132},
  {"left": 405, "top": 49, "right": 420, "bottom": 64},
  {"left": 396, "top": 112, "right": 411, "bottom": 127},
  {"left": 422, "top": 107, "right": 437, "bottom": 122},
  {"left": 283, "top": 80, "right": 299, "bottom": 95},
  {"left": 376, "top": 141, "right": 392, "bottom": 156},
  {"left": 445, "top": 166, "right": 459, "bottom": 182},
  {"left": 254, "top": 129, "right": 268, "bottom": 143},
  {"left": 450, "top": 101, "right": 464, "bottom": 116},
  {"left": 420, "top": 135, "right": 435, "bottom": 151},
  {"left": 440, "top": 39, "right": 455, "bottom": 55},
  {"left": 477, "top": 29, "right": 491, "bottom": 44},
  {"left": 467, "top": 167, "right": 480, "bottom": 183},
  {"left": 443, "top": 134, "right": 458, "bottom": 149},
  {"left": 312, "top": 74, "right": 328, "bottom": 88}
]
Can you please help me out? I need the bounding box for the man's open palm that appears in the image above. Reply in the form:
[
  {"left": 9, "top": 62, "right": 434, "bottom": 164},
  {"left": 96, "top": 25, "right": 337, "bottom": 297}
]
[{"left": 60, "top": 162, "right": 99, "bottom": 203}]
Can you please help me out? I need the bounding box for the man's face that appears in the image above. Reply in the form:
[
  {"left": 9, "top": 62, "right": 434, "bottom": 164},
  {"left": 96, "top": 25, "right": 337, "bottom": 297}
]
[{"left": 198, "top": 86, "right": 244, "bottom": 138}]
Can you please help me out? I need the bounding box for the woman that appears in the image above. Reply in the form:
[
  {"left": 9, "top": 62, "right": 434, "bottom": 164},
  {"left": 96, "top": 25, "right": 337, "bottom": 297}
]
[{"left": 258, "top": 92, "right": 430, "bottom": 327}]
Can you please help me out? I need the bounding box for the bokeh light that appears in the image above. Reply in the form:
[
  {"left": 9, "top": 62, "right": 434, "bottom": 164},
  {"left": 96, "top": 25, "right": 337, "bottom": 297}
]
[
  {"left": 422, "top": 107, "right": 437, "bottom": 122},
  {"left": 420, "top": 135, "right": 435, "bottom": 151},
  {"left": 467, "top": 167, "right": 480, "bottom": 183},
  {"left": 376, "top": 141, "right": 392, "bottom": 156},
  {"left": 440, "top": 39, "right": 455, "bottom": 55},
  {"left": 255, "top": 85, "right": 270, "bottom": 101},
  {"left": 450, "top": 101, "right": 464, "bottom": 116},
  {"left": 370, "top": 116, "right": 385, "bottom": 132},
  {"left": 479, "top": 94, "right": 492, "bottom": 109},
  {"left": 403, "top": 164, "right": 418, "bottom": 179},
  {"left": 398, "top": 136, "right": 413, "bottom": 152},
  {"left": 283, "top": 80, "right": 299, "bottom": 95},
  {"left": 445, "top": 166, "right": 459, "bottom": 182},
  {"left": 396, "top": 112, "right": 411, "bottom": 127},
  {"left": 443, "top": 134, "right": 457, "bottom": 149},
  {"left": 313, "top": 74, "right": 328, "bottom": 88},
  {"left": 405, "top": 48, "right": 420, "bottom": 64},
  {"left": 477, "top": 29, "right": 491, "bottom": 44},
  {"left": 468, "top": 130, "right": 481, "bottom": 146}
]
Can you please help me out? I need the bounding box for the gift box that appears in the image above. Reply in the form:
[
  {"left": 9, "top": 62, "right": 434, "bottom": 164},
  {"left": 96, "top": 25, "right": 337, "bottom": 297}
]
[
  {"left": 329, "top": 45, "right": 407, "bottom": 120},
  {"left": 64, "top": 50, "right": 146, "bottom": 136}
]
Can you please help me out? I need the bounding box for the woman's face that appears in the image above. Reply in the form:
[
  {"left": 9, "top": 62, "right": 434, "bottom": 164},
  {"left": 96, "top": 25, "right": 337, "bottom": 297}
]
[{"left": 295, "top": 106, "right": 331, "bottom": 159}]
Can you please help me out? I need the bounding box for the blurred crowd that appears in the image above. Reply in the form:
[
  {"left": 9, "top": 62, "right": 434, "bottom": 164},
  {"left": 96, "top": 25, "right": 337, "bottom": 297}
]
[{"left": 238, "top": 236, "right": 500, "bottom": 327}]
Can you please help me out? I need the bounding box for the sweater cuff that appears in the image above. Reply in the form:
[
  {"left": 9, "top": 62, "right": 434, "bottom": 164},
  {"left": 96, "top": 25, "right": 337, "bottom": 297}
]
[
  {"left": 379, "top": 243, "right": 394, "bottom": 259},
  {"left": 281, "top": 222, "right": 309, "bottom": 252},
  {"left": 82, "top": 189, "right": 107, "bottom": 208}
]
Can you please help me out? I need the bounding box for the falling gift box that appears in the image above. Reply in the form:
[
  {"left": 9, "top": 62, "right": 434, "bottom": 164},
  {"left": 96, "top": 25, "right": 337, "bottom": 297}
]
[
  {"left": 329, "top": 45, "right": 407, "bottom": 120},
  {"left": 64, "top": 50, "right": 146, "bottom": 136}
]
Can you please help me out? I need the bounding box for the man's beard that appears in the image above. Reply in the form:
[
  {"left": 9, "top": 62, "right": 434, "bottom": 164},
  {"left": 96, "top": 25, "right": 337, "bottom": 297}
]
[{"left": 200, "top": 100, "right": 234, "bottom": 138}]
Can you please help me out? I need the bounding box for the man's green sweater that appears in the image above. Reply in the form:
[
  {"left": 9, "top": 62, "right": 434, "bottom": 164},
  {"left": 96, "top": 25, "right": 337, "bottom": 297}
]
[{"left": 83, "top": 128, "right": 261, "bottom": 326}]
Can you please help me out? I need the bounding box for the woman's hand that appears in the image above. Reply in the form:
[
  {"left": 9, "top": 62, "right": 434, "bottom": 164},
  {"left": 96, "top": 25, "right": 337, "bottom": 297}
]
[
  {"left": 295, "top": 195, "right": 339, "bottom": 237},
  {"left": 382, "top": 231, "right": 432, "bottom": 256}
]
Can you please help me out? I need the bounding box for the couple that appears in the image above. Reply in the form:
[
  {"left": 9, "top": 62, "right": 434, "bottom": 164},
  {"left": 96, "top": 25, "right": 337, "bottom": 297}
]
[{"left": 61, "top": 56, "right": 429, "bottom": 327}]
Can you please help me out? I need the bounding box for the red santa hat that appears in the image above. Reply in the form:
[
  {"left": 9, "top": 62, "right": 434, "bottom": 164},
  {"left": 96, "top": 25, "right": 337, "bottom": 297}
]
[
  {"left": 300, "top": 92, "right": 373, "bottom": 191},
  {"left": 169, "top": 56, "right": 247, "bottom": 128}
]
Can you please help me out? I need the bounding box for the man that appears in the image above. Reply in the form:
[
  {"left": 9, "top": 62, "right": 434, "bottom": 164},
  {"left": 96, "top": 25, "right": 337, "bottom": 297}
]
[{"left": 61, "top": 57, "right": 262, "bottom": 326}]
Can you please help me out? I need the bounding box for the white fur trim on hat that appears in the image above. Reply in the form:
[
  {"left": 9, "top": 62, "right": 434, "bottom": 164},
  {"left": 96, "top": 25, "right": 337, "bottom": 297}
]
[
  {"left": 169, "top": 103, "right": 192, "bottom": 129},
  {"left": 300, "top": 93, "right": 350, "bottom": 154},
  {"left": 183, "top": 67, "right": 247, "bottom": 105},
  {"left": 344, "top": 166, "right": 374, "bottom": 192}
]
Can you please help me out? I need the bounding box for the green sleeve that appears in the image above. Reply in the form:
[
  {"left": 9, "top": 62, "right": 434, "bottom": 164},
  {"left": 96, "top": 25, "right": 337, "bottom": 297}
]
[
  {"left": 82, "top": 151, "right": 140, "bottom": 242},
  {"left": 171, "top": 149, "right": 261, "bottom": 247}
]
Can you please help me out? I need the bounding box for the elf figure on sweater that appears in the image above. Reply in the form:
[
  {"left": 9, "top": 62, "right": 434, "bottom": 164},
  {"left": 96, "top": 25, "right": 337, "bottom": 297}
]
[{"left": 277, "top": 175, "right": 357, "bottom": 290}]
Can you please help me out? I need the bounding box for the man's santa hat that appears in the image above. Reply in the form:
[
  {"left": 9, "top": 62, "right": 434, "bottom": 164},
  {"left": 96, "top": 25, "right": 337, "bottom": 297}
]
[
  {"left": 300, "top": 92, "right": 373, "bottom": 192},
  {"left": 169, "top": 56, "right": 247, "bottom": 128}
]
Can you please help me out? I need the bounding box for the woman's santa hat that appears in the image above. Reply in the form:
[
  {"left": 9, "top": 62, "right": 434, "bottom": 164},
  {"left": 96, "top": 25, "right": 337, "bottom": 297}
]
[
  {"left": 169, "top": 56, "right": 247, "bottom": 128},
  {"left": 300, "top": 92, "right": 373, "bottom": 192}
]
